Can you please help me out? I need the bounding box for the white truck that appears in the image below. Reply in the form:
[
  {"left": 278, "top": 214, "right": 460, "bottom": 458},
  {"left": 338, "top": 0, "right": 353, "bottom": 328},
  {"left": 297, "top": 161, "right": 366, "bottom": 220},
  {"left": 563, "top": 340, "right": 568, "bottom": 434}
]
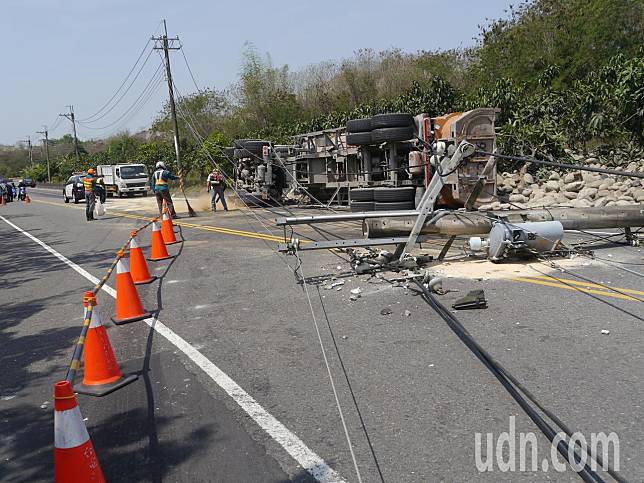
[{"left": 96, "top": 163, "right": 150, "bottom": 197}]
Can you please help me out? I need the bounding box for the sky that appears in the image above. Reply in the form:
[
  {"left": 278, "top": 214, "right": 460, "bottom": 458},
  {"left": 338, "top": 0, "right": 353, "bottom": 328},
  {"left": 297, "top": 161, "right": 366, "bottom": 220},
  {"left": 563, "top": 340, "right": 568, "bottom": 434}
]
[{"left": 0, "top": 0, "right": 513, "bottom": 146}]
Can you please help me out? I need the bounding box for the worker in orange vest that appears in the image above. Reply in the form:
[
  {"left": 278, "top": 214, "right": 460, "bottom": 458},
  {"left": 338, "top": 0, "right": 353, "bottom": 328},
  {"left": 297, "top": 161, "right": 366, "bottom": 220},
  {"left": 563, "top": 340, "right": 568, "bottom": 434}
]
[{"left": 83, "top": 169, "right": 98, "bottom": 221}]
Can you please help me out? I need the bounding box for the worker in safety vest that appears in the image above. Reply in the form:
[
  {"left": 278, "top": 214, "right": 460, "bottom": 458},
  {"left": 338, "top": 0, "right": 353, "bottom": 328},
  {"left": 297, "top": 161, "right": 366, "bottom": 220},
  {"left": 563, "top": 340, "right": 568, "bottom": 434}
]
[
  {"left": 206, "top": 167, "right": 228, "bottom": 212},
  {"left": 151, "top": 161, "right": 179, "bottom": 218},
  {"left": 83, "top": 169, "right": 98, "bottom": 221}
]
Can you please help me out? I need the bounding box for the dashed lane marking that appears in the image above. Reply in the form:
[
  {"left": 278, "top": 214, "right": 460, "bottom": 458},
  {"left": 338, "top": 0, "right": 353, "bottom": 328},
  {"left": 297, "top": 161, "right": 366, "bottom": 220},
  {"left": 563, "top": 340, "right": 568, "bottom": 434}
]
[{"left": 0, "top": 214, "right": 347, "bottom": 483}]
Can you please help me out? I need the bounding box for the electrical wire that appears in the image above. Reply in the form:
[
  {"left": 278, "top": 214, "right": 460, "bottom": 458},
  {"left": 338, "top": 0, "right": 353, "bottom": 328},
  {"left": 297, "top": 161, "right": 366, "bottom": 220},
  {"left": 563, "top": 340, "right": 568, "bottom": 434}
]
[
  {"left": 295, "top": 251, "right": 364, "bottom": 483},
  {"left": 77, "top": 49, "right": 156, "bottom": 126},
  {"left": 77, "top": 62, "right": 165, "bottom": 132},
  {"left": 77, "top": 39, "right": 153, "bottom": 122}
]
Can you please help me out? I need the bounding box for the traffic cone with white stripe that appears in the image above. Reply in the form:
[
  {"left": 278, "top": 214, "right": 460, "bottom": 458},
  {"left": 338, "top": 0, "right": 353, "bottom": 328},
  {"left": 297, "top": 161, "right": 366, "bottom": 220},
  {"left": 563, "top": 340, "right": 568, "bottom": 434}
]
[
  {"left": 161, "top": 211, "right": 179, "bottom": 245},
  {"left": 75, "top": 292, "right": 138, "bottom": 396},
  {"left": 111, "top": 253, "right": 151, "bottom": 325},
  {"left": 129, "top": 231, "right": 156, "bottom": 284},
  {"left": 54, "top": 380, "right": 105, "bottom": 483},
  {"left": 148, "top": 221, "right": 173, "bottom": 261}
]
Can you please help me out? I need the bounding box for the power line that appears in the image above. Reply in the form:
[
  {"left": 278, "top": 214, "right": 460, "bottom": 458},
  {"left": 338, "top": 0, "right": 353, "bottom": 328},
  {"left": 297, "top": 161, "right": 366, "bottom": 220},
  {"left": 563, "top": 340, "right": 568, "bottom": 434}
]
[
  {"left": 77, "top": 48, "right": 156, "bottom": 125},
  {"left": 76, "top": 62, "right": 165, "bottom": 132},
  {"left": 77, "top": 38, "right": 153, "bottom": 122}
]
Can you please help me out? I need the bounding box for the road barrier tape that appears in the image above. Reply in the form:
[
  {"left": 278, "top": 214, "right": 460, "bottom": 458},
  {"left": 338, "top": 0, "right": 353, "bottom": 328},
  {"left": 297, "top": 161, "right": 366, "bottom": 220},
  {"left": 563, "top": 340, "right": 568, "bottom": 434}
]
[{"left": 64, "top": 213, "right": 162, "bottom": 386}]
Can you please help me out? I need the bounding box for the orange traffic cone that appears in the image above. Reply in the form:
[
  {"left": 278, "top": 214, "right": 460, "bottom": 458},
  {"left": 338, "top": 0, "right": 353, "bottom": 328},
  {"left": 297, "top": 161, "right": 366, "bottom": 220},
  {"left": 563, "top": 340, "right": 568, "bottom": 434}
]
[
  {"left": 129, "top": 231, "right": 156, "bottom": 284},
  {"left": 161, "top": 212, "right": 179, "bottom": 245},
  {"left": 25, "top": 194, "right": 31, "bottom": 204},
  {"left": 148, "top": 222, "right": 173, "bottom": 261},
  {"left": 54, "top": 380, "right": 106, "bottom": 483},
  {"left": 75, "top": 292, "right": 138, "bottom": 396},
  {"left": 111, "top": 253, "right": 151, "bottom": 325}
]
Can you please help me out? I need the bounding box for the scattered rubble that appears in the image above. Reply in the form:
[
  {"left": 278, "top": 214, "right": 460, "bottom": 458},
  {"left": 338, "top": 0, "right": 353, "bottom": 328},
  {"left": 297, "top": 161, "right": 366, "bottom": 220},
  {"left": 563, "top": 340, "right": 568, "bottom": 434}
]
[{"left": 380, "top": 307, "right": 392, "bottom": 316}]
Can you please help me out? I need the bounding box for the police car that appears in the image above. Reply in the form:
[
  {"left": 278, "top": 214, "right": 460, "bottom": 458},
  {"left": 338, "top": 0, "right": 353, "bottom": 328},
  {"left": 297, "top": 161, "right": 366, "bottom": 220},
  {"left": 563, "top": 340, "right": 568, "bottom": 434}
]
[{"left": 63, "top": 173, "right": 87, "bottom": 203}]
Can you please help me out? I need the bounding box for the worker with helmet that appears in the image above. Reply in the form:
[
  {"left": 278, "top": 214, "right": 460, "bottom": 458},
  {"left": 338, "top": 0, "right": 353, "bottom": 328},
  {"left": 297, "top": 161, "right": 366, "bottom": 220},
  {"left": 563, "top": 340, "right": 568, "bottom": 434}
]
[
  {"left": 151, "top": 161, "right": 179, "bottom": 218},
  {"left": 83, "top": 168, "right": 98, "bottom": 221}
]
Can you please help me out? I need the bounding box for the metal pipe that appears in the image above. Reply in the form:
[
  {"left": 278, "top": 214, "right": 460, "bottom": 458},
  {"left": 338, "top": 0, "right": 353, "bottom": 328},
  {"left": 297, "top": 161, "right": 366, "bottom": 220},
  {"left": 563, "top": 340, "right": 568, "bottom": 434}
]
[{"left": 364, "top": 205, "right": 644, "bottom": 238}]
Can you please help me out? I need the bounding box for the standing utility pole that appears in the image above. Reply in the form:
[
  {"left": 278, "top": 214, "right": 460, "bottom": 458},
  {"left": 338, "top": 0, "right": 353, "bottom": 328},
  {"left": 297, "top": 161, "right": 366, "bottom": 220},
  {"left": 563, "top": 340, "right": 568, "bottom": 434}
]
[
  {"left": 59, "top": 105, "right": 81, "bottom": 163},
  {"left": 21, "top": 137, "right": 33, "bottom": 166},
  {"left": 152, "top": 20, "right": 182, "bottom": 175},
  {"left": 37, "top": 126, "right": 51, "bottom": 183}
]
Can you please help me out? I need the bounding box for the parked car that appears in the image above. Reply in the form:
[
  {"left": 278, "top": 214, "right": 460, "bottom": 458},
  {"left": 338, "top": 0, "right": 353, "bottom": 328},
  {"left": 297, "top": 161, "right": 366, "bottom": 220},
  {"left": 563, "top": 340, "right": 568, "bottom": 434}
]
[{"left": 63, "top": 174, "right": 87, "bottom": 204}]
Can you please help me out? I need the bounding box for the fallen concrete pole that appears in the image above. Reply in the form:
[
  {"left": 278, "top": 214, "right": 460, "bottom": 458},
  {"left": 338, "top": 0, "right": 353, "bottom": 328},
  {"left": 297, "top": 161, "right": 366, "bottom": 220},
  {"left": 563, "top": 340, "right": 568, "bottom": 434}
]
[{"left": 364, "top": 205, "right": 644, "bottom": 238}]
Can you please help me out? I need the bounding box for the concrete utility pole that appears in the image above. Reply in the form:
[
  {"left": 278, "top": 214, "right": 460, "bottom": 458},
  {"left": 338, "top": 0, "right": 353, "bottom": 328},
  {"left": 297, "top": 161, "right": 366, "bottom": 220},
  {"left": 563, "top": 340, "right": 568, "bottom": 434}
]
[
  {"left": 152, "top": 19, "right": 182, "bottom": 176},
  {"left": 21, "top": 137, "right": 33, "bottom": 166},
  {"left": 37, "top": 126, "right": 51, "bottom": 183},
  {"left": 59, "top": 106, "right": 81, "bottom": 163}
]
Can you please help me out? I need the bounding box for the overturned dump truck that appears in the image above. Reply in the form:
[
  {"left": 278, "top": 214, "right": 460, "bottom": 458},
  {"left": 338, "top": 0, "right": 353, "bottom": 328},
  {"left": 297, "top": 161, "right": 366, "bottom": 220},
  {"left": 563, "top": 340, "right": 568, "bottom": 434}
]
[{"left": 231, "top": 108, "right": 499, "bottom": 209}]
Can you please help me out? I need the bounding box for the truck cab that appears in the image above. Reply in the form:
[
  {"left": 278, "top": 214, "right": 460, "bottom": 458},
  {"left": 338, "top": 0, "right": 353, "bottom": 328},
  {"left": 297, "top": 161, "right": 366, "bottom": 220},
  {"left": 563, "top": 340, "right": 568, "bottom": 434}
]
[{"left": 96, "top": 163, "right": 149, "bottom": 197}]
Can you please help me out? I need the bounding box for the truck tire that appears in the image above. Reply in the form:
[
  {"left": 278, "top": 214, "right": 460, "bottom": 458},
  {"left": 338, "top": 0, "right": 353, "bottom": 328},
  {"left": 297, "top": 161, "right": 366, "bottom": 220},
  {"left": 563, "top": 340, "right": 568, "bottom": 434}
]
[
  {"left": 370, "top": 126, "right": 415, "bottom": 144},
  {"left": 346, "top": 132, "right": 372, "bottom": 146},
  {"left": 373, "top": 186, "right": 416, "bottom": 202},
  {"left": 346, "top": 118, "right": 372, "bottom": 133},
  {"left": 350, "top": 201, "right": 375, "bottom": 212},
  {"left": 349, "top": 188, "right": 374, "bottom": 201},
  {"left": 371, "top": 113, "right": 414, "bottom": 129},
  {"left": 374, "top": 200, "right": 415, "bottom": 211}
]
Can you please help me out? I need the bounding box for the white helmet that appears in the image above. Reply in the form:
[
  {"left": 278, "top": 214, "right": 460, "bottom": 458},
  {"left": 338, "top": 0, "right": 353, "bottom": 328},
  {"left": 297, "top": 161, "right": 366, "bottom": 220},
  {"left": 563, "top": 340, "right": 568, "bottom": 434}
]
[{"left": 155, "top": 161, "right": 166, "bottom": 169}]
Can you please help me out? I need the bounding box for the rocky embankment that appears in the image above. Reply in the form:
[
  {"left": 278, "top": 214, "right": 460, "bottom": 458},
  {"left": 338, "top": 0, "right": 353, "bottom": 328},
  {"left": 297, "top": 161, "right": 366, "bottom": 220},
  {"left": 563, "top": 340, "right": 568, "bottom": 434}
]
[{"left": 480, "top": 158, "right": 644, "bottom": 210}]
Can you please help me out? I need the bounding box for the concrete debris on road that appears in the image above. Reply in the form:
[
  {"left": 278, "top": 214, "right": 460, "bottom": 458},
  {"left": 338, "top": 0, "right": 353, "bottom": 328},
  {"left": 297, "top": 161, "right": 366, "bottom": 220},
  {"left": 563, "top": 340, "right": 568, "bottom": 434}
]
[{"left": 380, "top": 307, "right": 392, "bottom": 315}]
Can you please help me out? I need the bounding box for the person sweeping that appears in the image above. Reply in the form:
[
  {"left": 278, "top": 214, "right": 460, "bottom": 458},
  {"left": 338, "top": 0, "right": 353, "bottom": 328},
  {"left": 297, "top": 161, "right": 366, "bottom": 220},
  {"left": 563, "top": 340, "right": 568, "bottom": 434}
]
[{"left": 151, "top": 161, "right": 179, "bottom": 219}]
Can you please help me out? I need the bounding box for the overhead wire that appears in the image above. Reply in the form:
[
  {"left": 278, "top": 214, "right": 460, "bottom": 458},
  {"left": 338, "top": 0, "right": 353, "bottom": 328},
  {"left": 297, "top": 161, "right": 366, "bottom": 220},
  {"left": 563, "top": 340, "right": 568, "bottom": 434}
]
[
  {"left": 77, "top": 62, "right": 165, "bottom": 132},
  {"left": 77, "top": 38, "right": 153, "bottom": 122},
  {"left": 172, "top": 53, "right": 382, "bottom": 477}
]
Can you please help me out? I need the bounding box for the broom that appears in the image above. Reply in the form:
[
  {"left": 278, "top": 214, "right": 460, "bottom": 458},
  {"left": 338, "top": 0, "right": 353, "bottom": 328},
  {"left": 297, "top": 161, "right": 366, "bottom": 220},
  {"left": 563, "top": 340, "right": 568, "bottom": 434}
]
[{"left": 177, "top": 169, "right": 196, "bottom": 217}]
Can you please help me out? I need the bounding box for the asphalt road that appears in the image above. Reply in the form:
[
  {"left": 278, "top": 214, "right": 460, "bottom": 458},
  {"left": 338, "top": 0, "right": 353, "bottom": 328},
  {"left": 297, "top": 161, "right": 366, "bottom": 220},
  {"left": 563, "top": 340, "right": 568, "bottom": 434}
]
[{"left": 1, "top": 189, "right": 642, "bottom": 482}]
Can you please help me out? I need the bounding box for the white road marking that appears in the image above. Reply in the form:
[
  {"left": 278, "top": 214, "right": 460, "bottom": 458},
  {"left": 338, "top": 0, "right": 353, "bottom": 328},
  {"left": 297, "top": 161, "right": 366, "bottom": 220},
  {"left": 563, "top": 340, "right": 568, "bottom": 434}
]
[{"left": 0, "top": 215, "right": 347, "bottom": 483}]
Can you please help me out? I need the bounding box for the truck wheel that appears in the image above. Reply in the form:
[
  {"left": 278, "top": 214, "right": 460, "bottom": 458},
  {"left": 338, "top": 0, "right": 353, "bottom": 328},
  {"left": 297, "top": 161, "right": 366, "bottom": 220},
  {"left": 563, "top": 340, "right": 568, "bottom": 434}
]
[
  {"left": 64, "top": 192, "right": 69, "bottom": 203},
  {"left": 349, "top": 188, "right": 374, "bottom": 201},
  {"left": 371, "top": 113, "right": 414, "bottom": 129},
  {"left": 73, "top": 195, "right": 79, "bottom": 204},
  {"left": 370, "top": 126, "right": 415, "bottom": 144},
  {"left": 374, "top": 201, "right": 415, "bottom": 211},
  {"left": 346, "top": 118, "right": 372, "bottom": 133},
  {"left": 373, "top": 187, "right": 416, "bottom": 202},
  {"left": 346, "top": 132, "right": 372, "bottom": 146},
  {"left": 350, "top": 201, "right": 375, "bottom": 212},
  {"left": 142, "top": 191, "right": 148, "bottom": 197}
]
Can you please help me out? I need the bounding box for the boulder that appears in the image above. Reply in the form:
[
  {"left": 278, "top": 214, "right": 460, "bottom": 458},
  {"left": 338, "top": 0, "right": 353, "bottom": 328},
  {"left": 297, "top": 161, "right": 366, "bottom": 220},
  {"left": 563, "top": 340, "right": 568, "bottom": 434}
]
[
  {"left": 522, "top": 173, "right": 534, "bottom": 185},
  {"left": 548, "top": 172, "right": 560, "bottom": 181},
  {"left": 509, "top": 194, "right": 527, "bottom": 203},
  {"left": 587, "top": 179, "right": 603, "bottom": 189},
  {"left": 522, "top": 188, "right": 533, "bottom": 197},
  {"left": 563, "top": 181, "right": 584, "bottom": 192},
  {"left": 578, "top": 187, "right": 598, "bottom": 200},
  {"left": 615, "top": 199, "right": 633, "bottom": 206},
  {"left": 563, "top": 172, "right": 580, "bottom": 183},
  {"left": 571, "top": 198, "right": 592, "bottom": 208},
  {"left": 562, "top": 191, "right": 578, "bottom": 200},
  {"left": 597, "top": 189, "right": 611, "bottom": 198},
  {"left": 593, "top": 197, "right": 609, "bottom": 208},
  {"left": 635, "top": 189, "right": 644, "bottom": 202},
  {"left": 545, "top": 180, "right": 560, "bottom": 192}
]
